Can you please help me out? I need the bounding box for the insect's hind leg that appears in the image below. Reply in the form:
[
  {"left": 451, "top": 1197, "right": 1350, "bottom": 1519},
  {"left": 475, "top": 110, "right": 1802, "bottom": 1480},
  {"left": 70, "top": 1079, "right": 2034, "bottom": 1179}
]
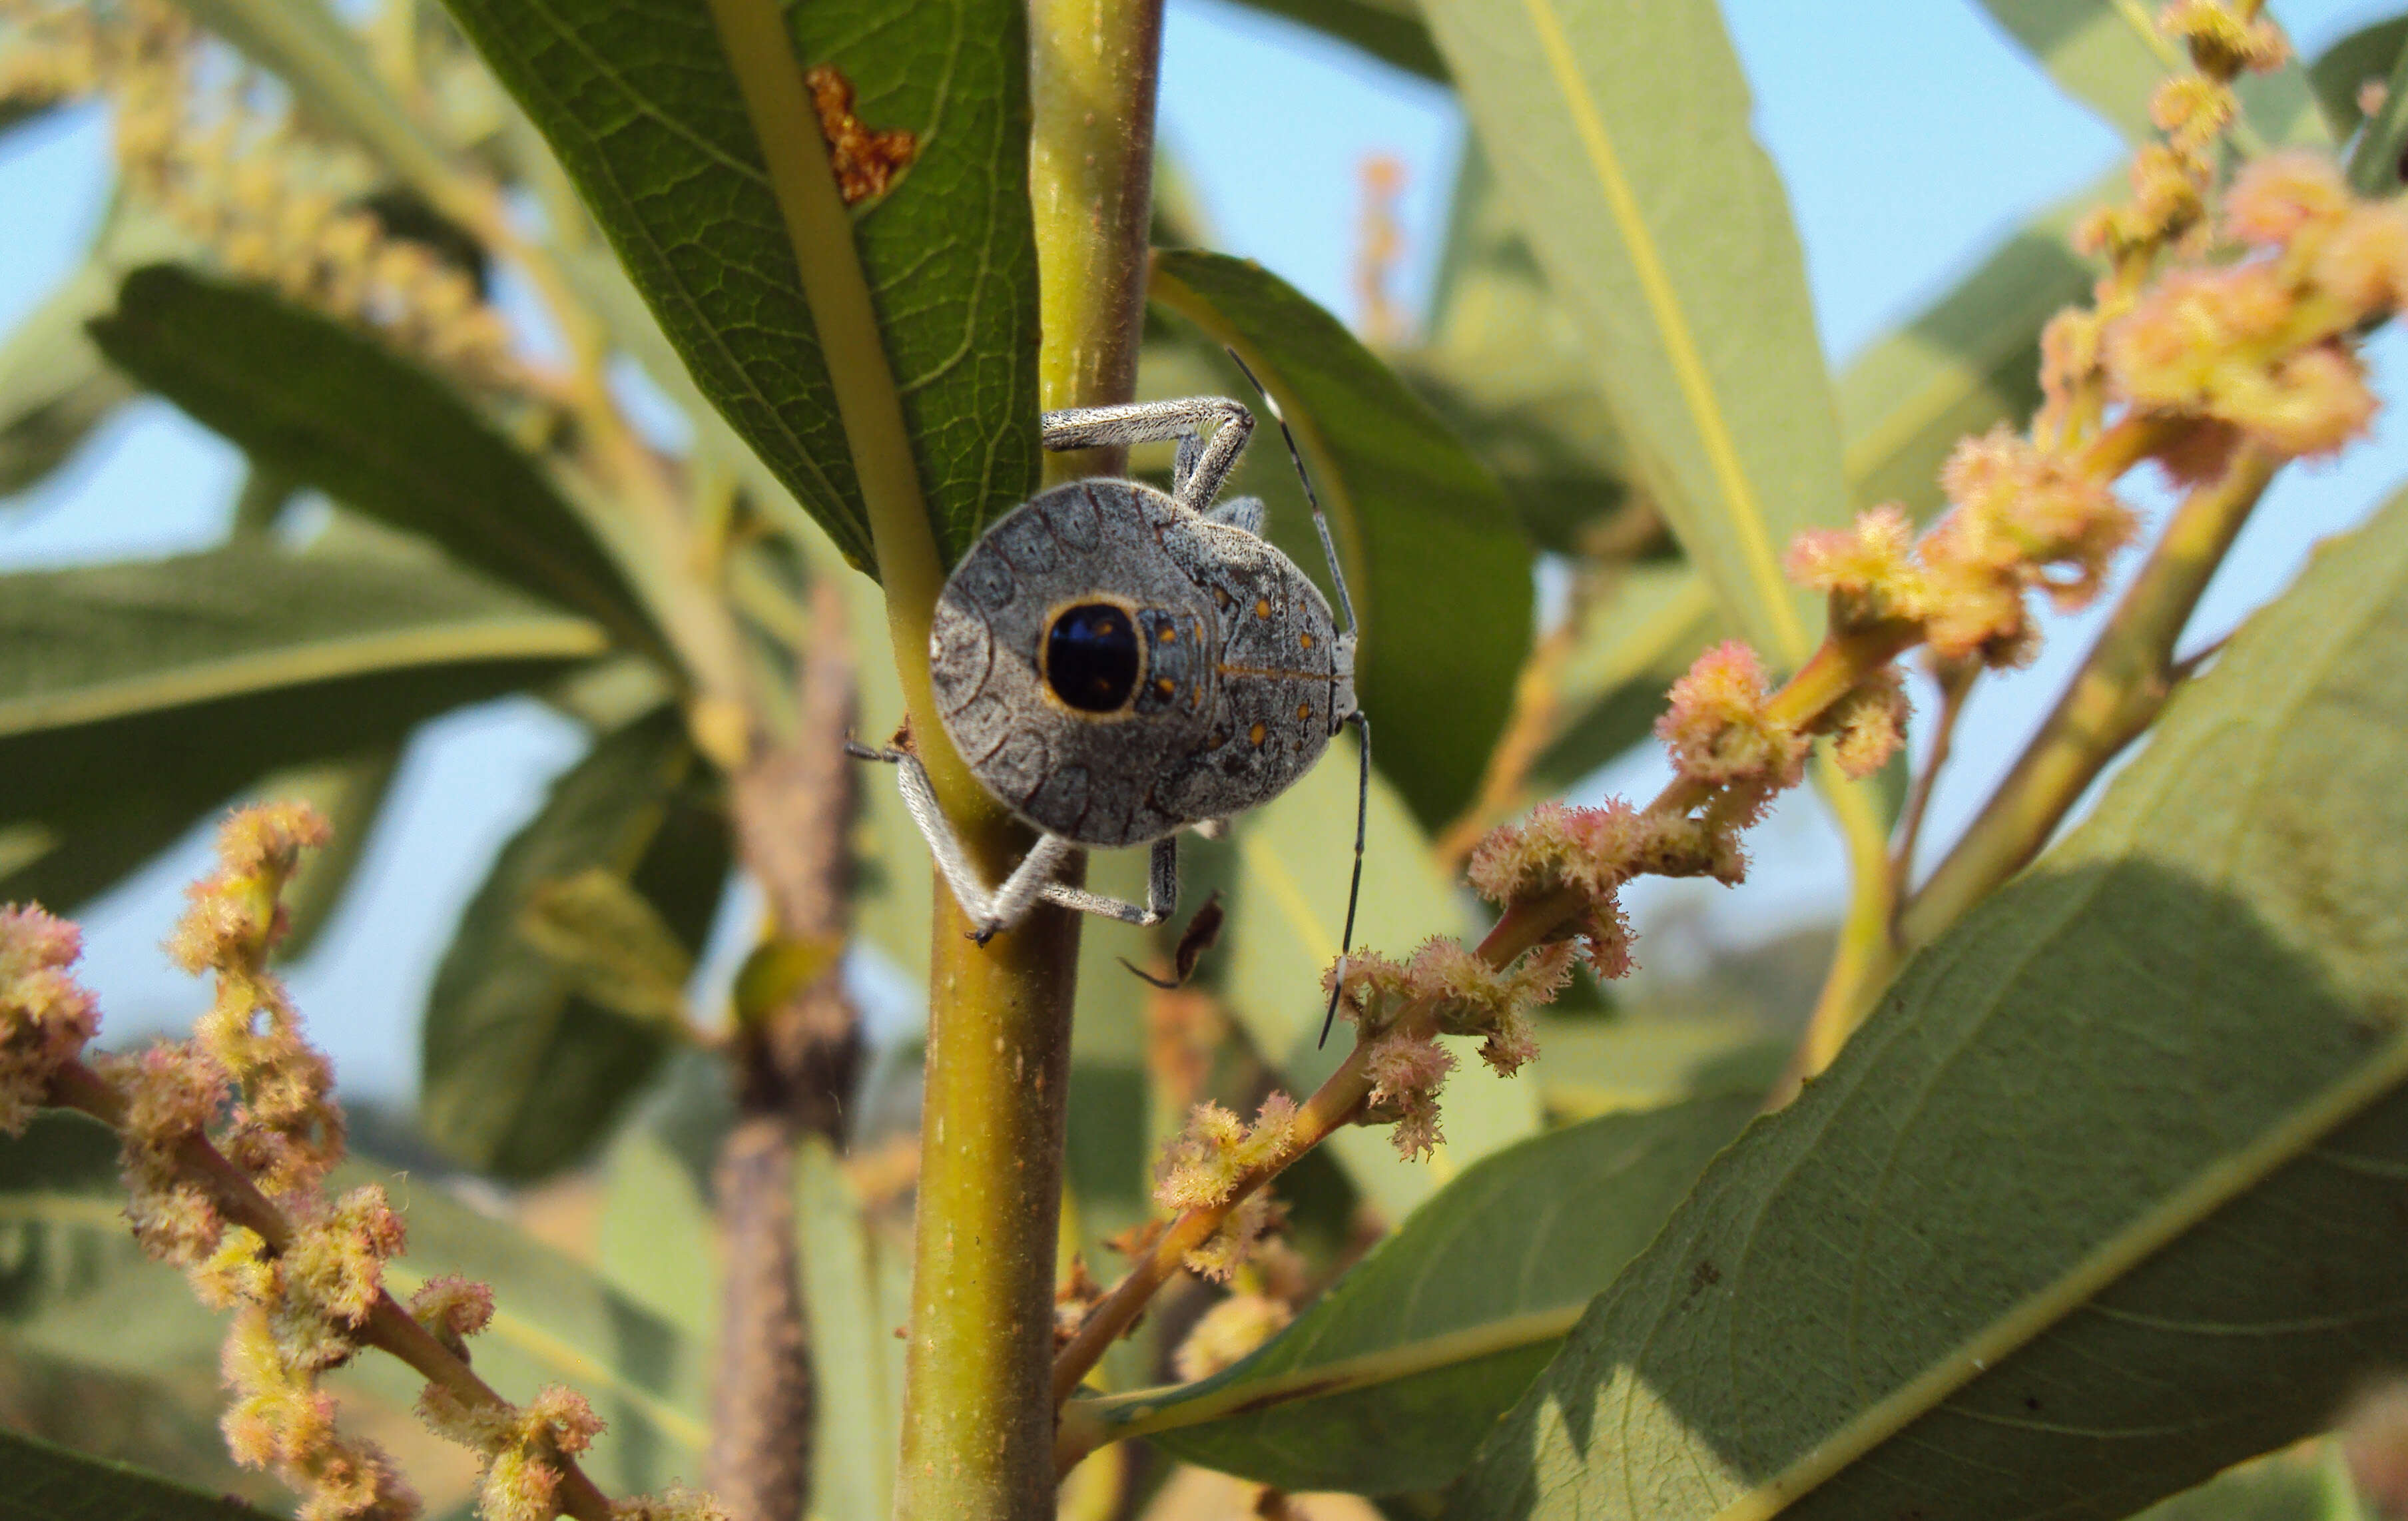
[
  {"left": 1040, "top": 398, "right": 1253, "bottom": 510},
  {"left": 1039, "top": 836, "right": 1179, "bottom": 927}
]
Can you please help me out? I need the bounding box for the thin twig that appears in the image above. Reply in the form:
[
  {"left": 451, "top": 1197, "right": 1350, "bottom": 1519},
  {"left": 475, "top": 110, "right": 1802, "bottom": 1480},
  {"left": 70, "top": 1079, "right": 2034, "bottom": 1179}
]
[
  {"left": 1887, "top": 657, "right": 1977, "bottom": 914},
  {"left": 710, "top": 580, "right": 863, "bottom": 1521},
  {"left": 43, "top": 1062, "right": 617, "bottom": 1521}
]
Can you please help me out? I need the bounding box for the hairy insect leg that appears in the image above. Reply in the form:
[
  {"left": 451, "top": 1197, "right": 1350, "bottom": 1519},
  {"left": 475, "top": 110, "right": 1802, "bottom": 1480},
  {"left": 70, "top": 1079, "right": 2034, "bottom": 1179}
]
[
  {"left": 1038, "top": 836, "right": 1179, "bottom": 926},
  {"left": 847, "top": 743, "right": 1181, "bottom": 940},
  {"left": 849, "top": 743, "right": 1073, "bottom": 942},
  {"left": 1040, "top": 398, "right": 1254, "bottom": 511}
]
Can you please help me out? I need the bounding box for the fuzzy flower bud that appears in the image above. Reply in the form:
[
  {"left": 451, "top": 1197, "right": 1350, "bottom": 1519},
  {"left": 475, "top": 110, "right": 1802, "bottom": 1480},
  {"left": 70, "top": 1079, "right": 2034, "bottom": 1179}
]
[
  {"left": 1922, "top": 428, "right": 2138, "bottom": 664},
  {"left": 1154, "top": 1095, "right": 1297, "bottom": 1215},
  {"left": 1656, "top": 641, "right": 1811, "bottom": 792},
  {"left": 1180, "top": 1190, "right": 1283, "bottom": 1283},
  {"left": 284, "top": 1185, "right": 406, "bottom": 1329},
  {"left": 1784, "top": 505, "right": 1930, "bottom": 631},
  {"left": 0, "top": 904, "right": 99, "bottom": 1133},
  {"left": 409, "top": 1274, "right": 496, "bottom": 1359},
  {"left": 2222, "top": 150, "right": 2351, "bottom": 248},
  {"left": 2160, "top": 0, "right": 2290, "bottom": 77},
  {"left": 1824, "top": 666, "right": 1911, "bottom": 780},
  {"left": 1362, "top": 1028, "right": 1455, "bottom": 1160},
  {"left": 613, "top": 1490, "right": 731, "bottom": 1521},
  {"left": 1465, "top": 800, "right": 1661, "bottom": 973},
  {"left": 1174, "top": 1291, "right": 1294, "bottom": 1382},
  {"left": 168, "top": 804, "right": 330, "bottom": 975}
]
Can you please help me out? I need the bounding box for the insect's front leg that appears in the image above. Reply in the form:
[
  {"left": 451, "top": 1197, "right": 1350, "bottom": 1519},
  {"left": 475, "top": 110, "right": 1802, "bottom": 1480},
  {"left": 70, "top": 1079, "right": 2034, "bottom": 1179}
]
[
  {"left": 850, "top": 743, "right": 1073, "bottom": 942},
  {"left": 1039, "top": 836, "right": 1180, "bottom": 927}
]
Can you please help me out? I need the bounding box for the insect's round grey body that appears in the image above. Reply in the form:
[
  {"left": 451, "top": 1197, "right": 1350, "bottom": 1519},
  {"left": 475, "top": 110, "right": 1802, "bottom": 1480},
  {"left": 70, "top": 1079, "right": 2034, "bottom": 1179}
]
[{"left": 930, "top": 477, "right": 1355, "bottom": 848}]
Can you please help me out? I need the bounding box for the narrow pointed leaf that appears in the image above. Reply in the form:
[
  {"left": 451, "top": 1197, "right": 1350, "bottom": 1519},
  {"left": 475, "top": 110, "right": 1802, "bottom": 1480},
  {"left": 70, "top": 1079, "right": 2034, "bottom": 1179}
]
[
  {"left": 88, "top": 266, "right": 660, "bottom": 648},
  {"left": 0, "top": 541, "right": 604, "bottom": 911},
  {"left": 1087, "top": 1090, "right": 1759, "bottom": 1495},
  {"left": 1149, "top": 249, "right": 1534, "bottom": 827},
  {"left": 1219, "top": 0, "right": 1445, "bottom": 80},
  {"left": 1976, "top": 0, "right": 2329, "bottom": 148},
  {"left": 1418, "top": 0, "right": 1845, "bottom": 669},
  {"left": 420, "top": 709, "right": 730, "bottom": 1179},
  {"left": 439, "top": 0, "right": 1042, "bottom": 569},
  {"left": 1447, "top": 482, "right": 2408, "bottom": 1521},
  {"left": 0, "top": 262, "right": 133, "bottom": 499},
  {"left": 0, "top": 1428, "right": 280, "bottom": 1521}
]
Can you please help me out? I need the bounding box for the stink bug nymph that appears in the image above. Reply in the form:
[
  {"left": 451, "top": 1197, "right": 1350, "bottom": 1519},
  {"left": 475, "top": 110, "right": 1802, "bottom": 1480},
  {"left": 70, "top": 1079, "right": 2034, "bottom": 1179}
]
[{"left": 853, "top": 356, "right": 1370, "bottom": 1041}]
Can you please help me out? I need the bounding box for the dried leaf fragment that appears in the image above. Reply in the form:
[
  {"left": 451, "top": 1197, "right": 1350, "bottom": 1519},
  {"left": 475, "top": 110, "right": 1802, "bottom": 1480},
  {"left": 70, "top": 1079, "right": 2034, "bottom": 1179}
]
[{"left": 803, "top": 64, "right": 916, "bottom": 205}]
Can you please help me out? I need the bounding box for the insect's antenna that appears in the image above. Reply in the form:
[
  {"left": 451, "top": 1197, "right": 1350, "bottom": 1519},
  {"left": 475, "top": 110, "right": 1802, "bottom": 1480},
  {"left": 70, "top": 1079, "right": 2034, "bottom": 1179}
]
[
  {"left": 1319, "top": 712, "right": 1371, "bottom": 1048},
  {"left": 1224, "top": 347, "right": 1357, "bottom": 638}
]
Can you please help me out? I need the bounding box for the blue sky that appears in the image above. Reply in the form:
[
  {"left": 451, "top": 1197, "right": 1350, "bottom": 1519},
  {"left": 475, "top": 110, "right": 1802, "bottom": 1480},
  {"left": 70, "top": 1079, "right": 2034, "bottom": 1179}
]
[{"left": 5, "top": 0, "right": 2405, "bottom": 1093}]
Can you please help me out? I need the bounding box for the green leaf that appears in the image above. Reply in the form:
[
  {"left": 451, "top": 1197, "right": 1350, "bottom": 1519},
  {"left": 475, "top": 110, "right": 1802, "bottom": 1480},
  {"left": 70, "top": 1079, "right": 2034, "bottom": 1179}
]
[
  {"left": 88, "top": 266, "right": 660, "bottom": 649},
  {"left": 439, "top": 0, "right": 1042, "bottom": 570},
  {"left": 1149, "top": 249, "right": 1535, "bottom": 828},
  {"left": 0, "top": 540, "right": 605, "bottom": 912},
  {"left": 1528, "top": 1015, "right": 1789, "bottom": 1125},
  {"left": 1079, "top": 1091, "right": 1759, "bottom": 1494},
  {"left": 419, "top": 708, "right": 731, "bottom": 1179},
  {"left": 1404, "top": 145, "right": 1636, "bottom": 557},
  {"left": 1975, "top": 0, "right": 2330, "bottom": 149},
  {"left": 2137, "top": 1442, "right": 2368, "bottom": 1521},
  {"left": 0, "top": 263, "right": 133, "bottom": 500},
  {"left": 1446, "top": 481, "right": 2408, "bottom": 1520},
  {"left": 1418, "top": 0, "right": 1845, "bottom": 669},
  {"left": 2309, "top": 18, "right": 2408, "bottom": 140},
  {"left": 0, "top": 1428, "right": 280, "bottom": 1521},
  {"left": 593, "top": 1056, "right": 723, "bottom": 1339},
  {"left": 797, "top": 1137, "right": 911, "bottom": 1521},
  {"left": 1196, "top": 733, "right": 1539, "bottom": 1219},
  {"left": 1217, "top": 0, "right": 1445, "bottom": 81}
]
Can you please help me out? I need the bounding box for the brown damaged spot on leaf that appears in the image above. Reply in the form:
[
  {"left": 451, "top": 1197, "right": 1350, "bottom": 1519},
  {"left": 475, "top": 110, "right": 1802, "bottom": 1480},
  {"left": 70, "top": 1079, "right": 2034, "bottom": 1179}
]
[{"left": 804, "top": 63, "right": 917, "bottom": 205}]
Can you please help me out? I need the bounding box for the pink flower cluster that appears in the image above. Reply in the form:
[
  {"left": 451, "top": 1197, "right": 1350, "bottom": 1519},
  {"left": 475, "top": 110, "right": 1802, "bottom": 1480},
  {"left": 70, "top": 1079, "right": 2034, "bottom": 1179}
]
[
  {"left": 1323, "top": 936, "right": 1574, "bottom": 1159},
  {"left": 2105, "top": 153, "right": 2408, "bottom": 463}
]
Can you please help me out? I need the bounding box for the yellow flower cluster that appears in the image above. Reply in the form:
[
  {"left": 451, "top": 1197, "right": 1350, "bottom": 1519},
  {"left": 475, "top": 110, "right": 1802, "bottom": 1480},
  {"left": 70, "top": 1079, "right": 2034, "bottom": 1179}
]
[
  {"left": 0, "top": 904, "right": 98, "bottom": 1133},
  {"left": 5, "top": 0, "right": 521, "bottom": 390}
]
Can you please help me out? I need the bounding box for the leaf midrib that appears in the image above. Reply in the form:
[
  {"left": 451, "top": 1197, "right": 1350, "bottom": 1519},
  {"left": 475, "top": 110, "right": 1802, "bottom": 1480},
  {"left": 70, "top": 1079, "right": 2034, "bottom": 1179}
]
[{"left": 1513, "top": 0, "right": 1807, "bottom": 663}]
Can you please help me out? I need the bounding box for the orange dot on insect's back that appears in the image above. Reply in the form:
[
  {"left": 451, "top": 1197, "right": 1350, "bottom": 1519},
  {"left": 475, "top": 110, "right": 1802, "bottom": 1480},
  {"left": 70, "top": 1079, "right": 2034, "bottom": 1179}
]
[
  {"left": 1296, "top": 703, "right": 1311, "bottom": 721},
  {"left": 1255, "top": 599, "right": 1271, "bottom": 619},
  {"left": 1155, "top": 679, "right": 1176, "bottom": 699},
  {"left": 1248, "top": 722, "right": 1267, "bottom": 746},
  {"left": 1299, "top": 632, "right": 1314, "bottom": 649},
  {"left": 1157, "top": 625, "right": 1177, "bottom": 643}
]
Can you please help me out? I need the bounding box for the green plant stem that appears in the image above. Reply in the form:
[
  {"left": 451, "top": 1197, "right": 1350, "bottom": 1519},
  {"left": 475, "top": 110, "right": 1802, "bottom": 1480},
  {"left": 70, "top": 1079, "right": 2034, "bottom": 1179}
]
[
  {"left": 705, "top": 1, "right": 1083, "bottom": 1513},
  {"left": 41, "top": 1060, "right": 617, "bottom": 1521},
  {"left": 1894, "top": 443, "right": 2277, "bottom": 952}
]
